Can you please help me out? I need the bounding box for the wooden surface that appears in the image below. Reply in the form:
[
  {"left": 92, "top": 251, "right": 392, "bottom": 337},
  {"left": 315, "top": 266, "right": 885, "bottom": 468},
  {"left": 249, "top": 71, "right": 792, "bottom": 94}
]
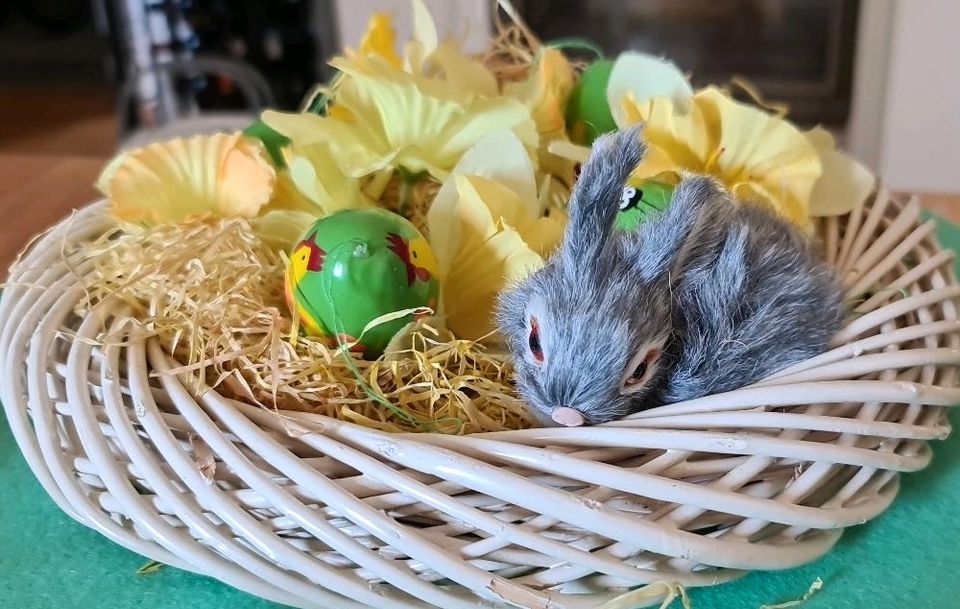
[
  {"left": 0, "top": 85, "right": 116, "bottom": 270},
  {"left": 0, "top": 154, "right": 107, "bottom": 271},
  {"left": 0, "top": 86, "right": 117, "bottom": 157}
]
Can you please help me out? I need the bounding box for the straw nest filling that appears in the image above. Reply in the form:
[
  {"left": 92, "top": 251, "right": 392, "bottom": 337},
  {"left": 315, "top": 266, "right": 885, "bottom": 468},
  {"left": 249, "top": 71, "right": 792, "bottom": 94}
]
[{"left": 77, "top": 218, "right": 536, "bottom": 434}]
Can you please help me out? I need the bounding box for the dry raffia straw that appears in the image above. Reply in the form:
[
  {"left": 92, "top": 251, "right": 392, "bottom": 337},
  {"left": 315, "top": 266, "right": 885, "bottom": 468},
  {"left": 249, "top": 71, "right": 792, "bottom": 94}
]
[
  {"left": 759, "top": 578, "right": 824, "bottom": 609},
  {"left": 599, "top": 580, "right": 691, "bottom": 609},
  {"left": 77, "top": 217, "right": 535, "bottom": 434}
]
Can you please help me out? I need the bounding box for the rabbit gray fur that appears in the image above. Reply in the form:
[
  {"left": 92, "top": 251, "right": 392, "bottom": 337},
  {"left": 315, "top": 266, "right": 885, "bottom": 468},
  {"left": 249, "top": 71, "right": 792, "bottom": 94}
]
[{"left": 496, "top": 126, "right": 844, "bottom": 426}]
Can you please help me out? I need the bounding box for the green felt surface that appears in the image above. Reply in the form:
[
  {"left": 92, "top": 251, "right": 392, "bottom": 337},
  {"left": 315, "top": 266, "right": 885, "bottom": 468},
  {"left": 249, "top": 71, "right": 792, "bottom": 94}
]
[{"left": 2, "top": 218, "right": 960, "bottom": 609}]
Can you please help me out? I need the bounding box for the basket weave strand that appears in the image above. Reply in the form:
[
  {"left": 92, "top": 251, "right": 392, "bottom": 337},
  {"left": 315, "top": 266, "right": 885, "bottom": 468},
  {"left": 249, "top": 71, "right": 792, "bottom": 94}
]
[{"left": 1, "top": 190, "right": 958, "bottom": 609}]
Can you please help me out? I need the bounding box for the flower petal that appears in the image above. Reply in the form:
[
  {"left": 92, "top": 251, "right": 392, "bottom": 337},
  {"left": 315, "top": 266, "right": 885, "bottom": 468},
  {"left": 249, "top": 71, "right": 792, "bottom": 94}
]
[
  {"left": 270, "top": 57, "right": 537, "bottom": 181},
  {"left": 607, "top": 51, "right": 693, "bottom": 128},
  {"left": 806, "top": 127, "right": 876, "bottom": 216},
  {"left": 429, "top": 41, "right": 499, "bottom": 98},
  {"left": 101, "top": 133, "right": 275, "bottom": 225},
  {"left": 358, "top": 12, "right": 402, "bottom": 68},
  {"left": 250, "top": 209, "right": 318, "bottom": 251},
  {"left": 623, "top": 87, "right": 822, "bottom": 226},
  {"left": 452, "top": 131, "right": 538, "bottom": 204},
  {"left": 505, "top": 48, "right": 577, "bottom": 178},
  {"left": 444, "top": 224, "right": 544, "bottom": 339},
  {"left": 282, "top": 142, "right": 369, "bottom": 213}
]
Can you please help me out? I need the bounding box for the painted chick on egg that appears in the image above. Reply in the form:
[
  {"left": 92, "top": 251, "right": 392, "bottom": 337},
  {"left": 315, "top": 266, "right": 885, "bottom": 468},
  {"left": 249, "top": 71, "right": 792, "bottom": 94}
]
[{"left": 285, "top": 209, "right": 439, "bottom": 357}]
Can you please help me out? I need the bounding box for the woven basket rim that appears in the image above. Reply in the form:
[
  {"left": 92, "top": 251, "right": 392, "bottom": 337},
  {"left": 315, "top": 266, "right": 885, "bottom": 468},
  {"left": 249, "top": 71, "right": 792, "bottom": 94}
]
[{"left": 2, "top": 191, "right": 957, "bottom": 609}]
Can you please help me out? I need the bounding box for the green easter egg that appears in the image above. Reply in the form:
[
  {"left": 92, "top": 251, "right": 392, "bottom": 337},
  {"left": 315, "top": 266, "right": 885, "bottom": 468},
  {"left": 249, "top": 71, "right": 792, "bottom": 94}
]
[
  {"left": 615, "top": 181, "right": 676, "bottom": 231},
  {"left": 284, "top": 208, "right": 440, "bottom": 358},
  {"left": 566, "top": 59, "right": 617, "bottom": 145}
]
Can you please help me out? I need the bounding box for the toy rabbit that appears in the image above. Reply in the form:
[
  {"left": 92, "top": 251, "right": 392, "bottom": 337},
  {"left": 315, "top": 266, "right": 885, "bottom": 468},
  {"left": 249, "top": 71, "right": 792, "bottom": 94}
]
[{"left": 497, "top": 126, "right": 843, "bottom": 427}]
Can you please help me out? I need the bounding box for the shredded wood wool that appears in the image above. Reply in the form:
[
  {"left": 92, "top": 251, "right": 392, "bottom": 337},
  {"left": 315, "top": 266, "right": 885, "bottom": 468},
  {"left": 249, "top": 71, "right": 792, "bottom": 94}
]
[{"left": 78, "top": 219, "right": 535, "bottom": 434}]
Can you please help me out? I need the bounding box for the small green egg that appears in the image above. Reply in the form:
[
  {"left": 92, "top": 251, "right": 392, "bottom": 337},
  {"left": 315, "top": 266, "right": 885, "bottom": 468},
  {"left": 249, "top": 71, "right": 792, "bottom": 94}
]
[
  {"left": 566, "top": 59, "right": 618, "bottom": 145},
  {"left": 284, "top": 209, "right": 440, "bottom": 357},
  {"left": 615, "top": 181, "right": 676, "bottom": 231}
]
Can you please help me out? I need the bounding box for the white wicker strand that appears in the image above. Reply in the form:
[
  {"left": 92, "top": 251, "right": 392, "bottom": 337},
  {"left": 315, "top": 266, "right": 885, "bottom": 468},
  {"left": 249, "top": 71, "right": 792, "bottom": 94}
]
[
  {"left": 134, "top": 339, "right": 451, "bottom": 609},
  {"left": 95, "top": 314, "right": 366, "bottom": 609}
]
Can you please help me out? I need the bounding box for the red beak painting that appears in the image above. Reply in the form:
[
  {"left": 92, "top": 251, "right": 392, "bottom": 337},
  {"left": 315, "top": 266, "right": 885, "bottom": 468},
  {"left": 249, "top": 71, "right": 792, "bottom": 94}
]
[{"left": 386, "top": 233, "right": 430, "bottom": 286}]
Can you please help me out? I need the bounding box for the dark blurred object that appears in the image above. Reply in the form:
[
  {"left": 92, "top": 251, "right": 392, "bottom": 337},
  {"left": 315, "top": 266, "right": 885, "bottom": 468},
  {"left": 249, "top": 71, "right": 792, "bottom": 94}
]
[
  {"left": 0, "top": 0, "right": 103, "bottom": 84},
  {"left": 185, "top": 1, "right": 337, "bottom": 111},
  {"left": 0, "top": 0, "right": 87, "bottom": 33},
  {"left": 96, "top": 0, "right": 336, "bottom": 141},
  {"left": 516, "top": 0, "right": 859, "bottom": 126}
]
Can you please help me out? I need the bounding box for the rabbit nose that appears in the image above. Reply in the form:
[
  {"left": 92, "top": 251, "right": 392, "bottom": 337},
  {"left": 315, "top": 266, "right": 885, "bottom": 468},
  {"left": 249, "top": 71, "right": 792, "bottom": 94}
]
[{"left": 551, "top": 406, "right": 585, "bottom": 427}]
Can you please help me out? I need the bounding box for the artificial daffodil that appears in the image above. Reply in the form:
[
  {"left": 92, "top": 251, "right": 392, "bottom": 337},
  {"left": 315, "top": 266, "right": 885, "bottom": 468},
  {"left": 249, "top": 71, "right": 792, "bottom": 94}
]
[
  {"left": 354, "top": 11, "right": 402, "bottom": 69},
  {"left": 263, "top": 2, "right": 537, "bottom": 183},
  {"left": 505, "top": 48, "right": 577, "bottom": 180},
  {"left": 97, "top": 133, "right": 275, "bottom": 226},
  {"left": 278, "top": 142, "right": 371, "bottom": 214},
  {"left": 427, "top": 131, "right": 565, "bottom": 339},
  {"left": 554, "top": 52, "right": 875, "bottom": 225},
  {"left": 264, "top": 55, "right": 537, "bottom": 181},
  {"left": 804, "top": 126, "right": 875, "bottom": 216},
  {"left": 622, "top": 86, "right": 822, "bottom": 226}
]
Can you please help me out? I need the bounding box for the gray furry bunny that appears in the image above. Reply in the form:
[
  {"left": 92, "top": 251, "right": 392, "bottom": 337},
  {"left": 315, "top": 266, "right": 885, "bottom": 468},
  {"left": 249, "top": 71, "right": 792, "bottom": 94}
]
[{"left": 496, "top": 126, "right": 843, "bottom": 427}]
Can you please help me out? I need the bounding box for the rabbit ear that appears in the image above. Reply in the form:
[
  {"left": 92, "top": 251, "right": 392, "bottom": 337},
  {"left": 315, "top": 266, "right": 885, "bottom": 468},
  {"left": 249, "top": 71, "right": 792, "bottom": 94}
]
[
  {"left": 631, "top": 175, "right": 731, "bottom": 282},
  {"left": 562, "top": 126, "right": 646, "bottom": 266}
]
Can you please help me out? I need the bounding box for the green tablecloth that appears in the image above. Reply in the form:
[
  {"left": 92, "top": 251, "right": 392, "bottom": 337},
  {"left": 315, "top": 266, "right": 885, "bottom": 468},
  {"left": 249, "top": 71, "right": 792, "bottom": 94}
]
[{"left": 3, "top": 218, "right": 960, "bottom": 609}]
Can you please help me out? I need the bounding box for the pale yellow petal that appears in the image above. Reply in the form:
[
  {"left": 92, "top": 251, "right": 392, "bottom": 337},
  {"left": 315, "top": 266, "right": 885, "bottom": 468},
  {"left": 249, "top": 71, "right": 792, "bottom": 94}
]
[
  {"left": 453, "top": 131, "right": 538, "bottom": 203},
  {"left": 406, "top": 0, "right": 438, "bottom": 73},
  {"left": 624, "top": 87, "right": 822, "bottom": 226},
  {"left": 449, "top": 174, "right": 500, "bottom": 244},
  {"left": 805, "top": 126, "right": 875, "bottom": 216},
  {"left": 505, "top": 48, "right": 576, "bottom": 179},
  {"left": 547, "top": 139, "right": 591, "bottom": 164},
  {"left": 444, "top": 226, "right": 544, "bottom": 339},
  {"left": 607, "top": 51, "right": 693, "bottom": 128},
  {"left": 250, "top": 209, "right": 318, "bottom": 251},
  {"left": 95, "top": 151, "right": 127, "bottom": 196},
  {"left": 424, "top": 178, "right": 463, "bottom": 279},
  {"left": 458, "top": 175, "right": 540, "bottom": 233},
  {"left": 104, "top": 133, "right": 275, "bottom": 225},
  {"left": 521, "top": 213, "right": 566, "bottom": 256},
  {"left": 263, "top": 109, "right": 387, "bottom": 176},
  {"left": 706, "top": 88, "right": 820, "bottom": 220},
  {"left": 282, "top": 143, "right": 369, "bottom": 213},
  {"left": 429, "top": 41, "right": 499, "bottom": 98},
  {"left": 218, "top": 138, "right": 278, "bottom": 217},
  {"left": 630, "top": 93, "right": 718, "bottom": 170},
  {"left": 265, "top": 168, "right": 328, "bottom": 219},
  {"left": 320, "top": 59, "right": 536, "bottom": 179}
]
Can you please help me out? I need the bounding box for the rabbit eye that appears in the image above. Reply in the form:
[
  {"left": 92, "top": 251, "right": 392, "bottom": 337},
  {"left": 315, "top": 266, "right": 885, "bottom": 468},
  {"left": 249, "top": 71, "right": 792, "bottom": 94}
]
[
  {"left": 528, "top": 316, "right": 544, "bottom": 363},
  {"left": 621, "top": 346, "right": 660, "bottom": 394},
  {"left": 625, "top": 362, "right": 647, "bottom": 386}
]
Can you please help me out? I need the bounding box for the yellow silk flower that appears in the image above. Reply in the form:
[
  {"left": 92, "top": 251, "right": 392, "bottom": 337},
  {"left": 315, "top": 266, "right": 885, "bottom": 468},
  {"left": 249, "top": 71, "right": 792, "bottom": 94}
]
[
  {"left": 279, "top": 141, "right": 371, "bottom": 214},
  {"left": 263, "top": 1, "right": 537, "bottom": 182},
  {"left": 354, "top": 12, "right": 402, "bottom": 69},
  {"left": 427, "top": 131, "right": 565, "bottom": 339},
  {"left": 97, "top": 133, "right": 276, "bottom": 225},
  {"left": 505, "top": 48, "right": 577, "bottom": 180},
  {"left": 804, "top": 126, "right": 875, "bottom": 216},
  {"left": 622, "top": 86, "right": 822, "bottom": 226},
  {"left": 264, "top": 55, "right": 537, "bottom": 181}
]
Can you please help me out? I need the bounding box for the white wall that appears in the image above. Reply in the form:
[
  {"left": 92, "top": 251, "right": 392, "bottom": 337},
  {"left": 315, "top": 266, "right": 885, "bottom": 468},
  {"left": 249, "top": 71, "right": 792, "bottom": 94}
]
[
  {"left": 332, "top": 0, "right": 493, "bottom": 55},
  {"left": 849, "top": 0, "right": 960, "bottom": 193}
]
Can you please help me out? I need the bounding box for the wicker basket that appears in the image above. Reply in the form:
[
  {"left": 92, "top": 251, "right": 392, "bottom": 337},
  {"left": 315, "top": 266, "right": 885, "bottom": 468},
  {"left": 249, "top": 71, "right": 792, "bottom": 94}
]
[{"left": 2, "top": 191, "right": 958, "bottom": 609}]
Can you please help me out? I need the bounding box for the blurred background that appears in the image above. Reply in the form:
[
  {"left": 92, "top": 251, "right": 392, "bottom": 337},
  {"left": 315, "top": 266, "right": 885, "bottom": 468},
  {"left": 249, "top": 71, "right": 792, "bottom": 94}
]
[{"left": 0, "top": 0, "right": 958, "bottom": 266}]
